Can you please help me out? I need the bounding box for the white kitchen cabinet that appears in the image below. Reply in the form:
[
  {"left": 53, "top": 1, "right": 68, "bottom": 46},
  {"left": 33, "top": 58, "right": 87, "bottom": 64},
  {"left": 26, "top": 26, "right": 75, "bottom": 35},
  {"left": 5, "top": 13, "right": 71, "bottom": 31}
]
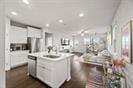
[
  {"left": 37, "top": 57, "right": 69, "bottom": 88},
  {"left": 27, "top": 27, "right": 41, "bottom": 38},
  {"left": 37, "top": 64, "right": 52, "bottom": 86},
  {"left": 10, "top": 50, "right": 29, "bottom": 68},
  {"left": 22, "top": 51, "right": 29, "bottom": 62},
  {"left": 10, "top": 26, "right": 27, "bottom": 43}
]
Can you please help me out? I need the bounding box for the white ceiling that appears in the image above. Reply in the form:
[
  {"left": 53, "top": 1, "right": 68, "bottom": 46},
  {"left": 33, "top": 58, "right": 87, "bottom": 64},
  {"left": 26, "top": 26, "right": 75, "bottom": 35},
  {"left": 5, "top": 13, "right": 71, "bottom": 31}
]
[{"left": 5, "top": 0, "right": 121, "bottom": 34}]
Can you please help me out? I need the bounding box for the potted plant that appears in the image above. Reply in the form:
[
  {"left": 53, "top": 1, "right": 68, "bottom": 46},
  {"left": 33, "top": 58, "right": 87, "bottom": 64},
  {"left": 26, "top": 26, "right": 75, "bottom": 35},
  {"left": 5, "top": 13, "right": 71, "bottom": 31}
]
[{"left": 47, "top": 46, "right": 53, "bottom": 54}]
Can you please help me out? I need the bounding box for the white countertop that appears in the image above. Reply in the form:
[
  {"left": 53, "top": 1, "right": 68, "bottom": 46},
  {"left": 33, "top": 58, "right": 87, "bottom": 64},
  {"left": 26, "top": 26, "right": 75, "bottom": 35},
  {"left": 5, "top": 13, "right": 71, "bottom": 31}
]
[{"left": 28, "top": 52, "right": 74, "bottom": 61}]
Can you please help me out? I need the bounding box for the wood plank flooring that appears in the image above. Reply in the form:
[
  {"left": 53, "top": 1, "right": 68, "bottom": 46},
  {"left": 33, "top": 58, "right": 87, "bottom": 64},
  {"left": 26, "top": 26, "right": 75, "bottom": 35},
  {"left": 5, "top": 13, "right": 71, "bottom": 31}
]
[{"left": 6, "top": 55, "right": 103, "bottom": 88}]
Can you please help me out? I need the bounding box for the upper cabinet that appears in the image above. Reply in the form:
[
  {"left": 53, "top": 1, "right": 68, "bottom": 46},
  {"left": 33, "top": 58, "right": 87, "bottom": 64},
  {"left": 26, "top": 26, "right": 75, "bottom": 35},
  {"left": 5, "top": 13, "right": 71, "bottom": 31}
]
[
  {"left": 10, "top": 26, "right": 42, "bottom": 43},
  {"left": 10, "top": 26, "right": 27, "bottom": 43},
  {"left": 27, "top": 27, "right": 41, "bottom": 38}
]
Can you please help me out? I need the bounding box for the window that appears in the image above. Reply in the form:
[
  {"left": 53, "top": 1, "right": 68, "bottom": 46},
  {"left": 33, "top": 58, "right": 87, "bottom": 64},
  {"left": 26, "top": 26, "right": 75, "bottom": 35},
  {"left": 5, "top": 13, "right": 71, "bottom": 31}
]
[
  {"left": 84, "top": 38, "right": 90, "bottom": 45},
  {"left": 74, "top": 40, "right": 79, "bottom": 45}
]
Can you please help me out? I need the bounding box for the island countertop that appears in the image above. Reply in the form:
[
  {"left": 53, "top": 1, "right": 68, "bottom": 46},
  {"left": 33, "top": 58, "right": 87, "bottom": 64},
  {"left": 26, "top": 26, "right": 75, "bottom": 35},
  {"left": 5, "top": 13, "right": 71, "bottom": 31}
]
[{"left": 28, "top": 52, "right": 74, "bottom": 61}]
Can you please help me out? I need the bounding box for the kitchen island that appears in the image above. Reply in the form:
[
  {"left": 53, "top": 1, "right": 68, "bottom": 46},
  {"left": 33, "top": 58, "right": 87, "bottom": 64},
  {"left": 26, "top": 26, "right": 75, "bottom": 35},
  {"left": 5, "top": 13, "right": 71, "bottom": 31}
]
[{"left": 28, "top": 52, "right": 74, "bottom": 88}]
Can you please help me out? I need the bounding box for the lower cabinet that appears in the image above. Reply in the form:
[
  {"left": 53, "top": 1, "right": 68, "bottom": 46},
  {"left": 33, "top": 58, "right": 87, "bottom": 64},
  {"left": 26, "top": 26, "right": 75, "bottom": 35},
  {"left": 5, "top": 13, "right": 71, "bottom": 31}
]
[
  {"left": 37, "top": 65, "right": 52, "bottom": 86},
  {"left": 10, "top": 50, "right": 29, "bottom": 68},
  {"left": 37, "top": 57, "right": 69, "bottom": 88}
]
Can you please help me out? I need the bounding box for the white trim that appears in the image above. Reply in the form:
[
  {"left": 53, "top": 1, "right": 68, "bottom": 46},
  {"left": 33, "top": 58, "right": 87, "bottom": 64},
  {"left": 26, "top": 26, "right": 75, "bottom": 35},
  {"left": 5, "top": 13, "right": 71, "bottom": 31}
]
[{"left": 0, "top": 0, "right": 5, "bottom": 87}]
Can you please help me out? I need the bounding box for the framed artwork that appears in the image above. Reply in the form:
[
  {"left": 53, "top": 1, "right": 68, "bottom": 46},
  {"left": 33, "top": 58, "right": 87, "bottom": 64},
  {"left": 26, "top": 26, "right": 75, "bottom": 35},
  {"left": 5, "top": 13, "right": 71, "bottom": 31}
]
[{"left": 121, "top": 20, "right": 132, "bottom": 63}]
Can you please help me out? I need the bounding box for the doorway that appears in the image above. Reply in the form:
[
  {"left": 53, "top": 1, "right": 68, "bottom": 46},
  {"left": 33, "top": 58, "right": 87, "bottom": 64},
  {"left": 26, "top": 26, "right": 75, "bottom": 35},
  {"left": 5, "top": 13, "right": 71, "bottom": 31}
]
[{"left": 45, "top": 32, "right": 53, "bottom": 50}]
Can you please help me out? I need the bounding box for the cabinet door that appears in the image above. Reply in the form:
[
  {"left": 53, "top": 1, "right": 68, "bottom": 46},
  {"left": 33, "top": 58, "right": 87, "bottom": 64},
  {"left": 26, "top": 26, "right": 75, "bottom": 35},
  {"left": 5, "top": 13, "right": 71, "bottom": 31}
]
[
  {"left": 23, "top": 54, "right": 28, "bottom": 62},
  {"left": 27, "top": 27, "right": 41, "bottom": 38},
  {"left": 10, "top": 51, "right": 28, "bottom": 68},
  {"left": 10, "top": 54, "right": 18, "bottom": 67},
  {"left": 10, "top": 26, "right": 27, "bottom": 43},
  {"left": 10, "top": 52, "right": 22, "bottom": 67},
  {"left": 37, "top": 65, "right": 52, "bottom": 86},
  {"left": 21, "top": 51, "right": 29, "bottom": 62}
]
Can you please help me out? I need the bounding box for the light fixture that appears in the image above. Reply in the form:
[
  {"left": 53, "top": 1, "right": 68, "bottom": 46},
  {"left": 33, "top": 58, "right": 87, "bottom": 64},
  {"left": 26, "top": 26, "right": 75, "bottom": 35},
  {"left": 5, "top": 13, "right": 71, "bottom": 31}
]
[
  {"left": 23, "top": 0, "right": 30, "bottom": 5},
  {"left": 11, "top": 11, "right": 18, "bottom": 16},
  {"left": 85, "top": 31, "right": 88, "bottom": 33},
  {"left": 81, "top": 33, "right": 85, "bottom": 36},
  {"left": 59, "top": 19, "right": 63, "bottom": 23},
  {"left": 80, "top": 30, "right": 88, "bottom": 36},
  {"left": 79, "top": 13, "right": 84, "bottom": 17},
  {"left": 46, "top": 24, "right": 50, "bottom": 27}
]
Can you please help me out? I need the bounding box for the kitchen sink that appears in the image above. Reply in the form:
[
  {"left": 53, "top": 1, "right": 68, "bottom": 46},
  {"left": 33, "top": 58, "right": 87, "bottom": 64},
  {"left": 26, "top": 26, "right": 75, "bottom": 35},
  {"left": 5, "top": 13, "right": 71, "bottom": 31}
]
[{"left": 43, "top": 55, "right": 60, "bottom": 58}]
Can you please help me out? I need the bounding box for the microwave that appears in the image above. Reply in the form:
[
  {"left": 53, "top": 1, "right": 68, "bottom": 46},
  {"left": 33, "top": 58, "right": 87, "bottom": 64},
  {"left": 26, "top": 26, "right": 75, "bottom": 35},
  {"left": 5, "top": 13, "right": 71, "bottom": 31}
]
[{"left": 10, "top": 43, "right": 28, "bottom": 51}]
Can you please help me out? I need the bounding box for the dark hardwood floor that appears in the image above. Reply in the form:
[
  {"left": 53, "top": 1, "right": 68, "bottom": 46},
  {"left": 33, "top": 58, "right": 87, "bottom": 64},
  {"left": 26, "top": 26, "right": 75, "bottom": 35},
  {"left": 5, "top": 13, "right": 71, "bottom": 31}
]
[{"left": 6, "top": 55, "right": 103, "bottom": 88}]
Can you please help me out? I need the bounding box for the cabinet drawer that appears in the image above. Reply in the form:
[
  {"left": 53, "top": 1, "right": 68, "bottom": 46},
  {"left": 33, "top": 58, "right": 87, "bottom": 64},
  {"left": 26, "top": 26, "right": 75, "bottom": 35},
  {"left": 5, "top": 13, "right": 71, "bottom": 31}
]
[
  {"left": 37, "top": 65, "right": 52, "bottom": 86},
  {"left": 37, "top": 58, "right": 52, "bottom": 70}
]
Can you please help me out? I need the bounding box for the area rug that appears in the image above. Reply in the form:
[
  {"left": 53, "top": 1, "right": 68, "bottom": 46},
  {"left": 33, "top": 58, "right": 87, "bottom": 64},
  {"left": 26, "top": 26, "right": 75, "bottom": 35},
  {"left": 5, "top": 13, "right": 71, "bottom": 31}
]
[{"left": 86, "top": 67, "right": 103, "bottom": 88}]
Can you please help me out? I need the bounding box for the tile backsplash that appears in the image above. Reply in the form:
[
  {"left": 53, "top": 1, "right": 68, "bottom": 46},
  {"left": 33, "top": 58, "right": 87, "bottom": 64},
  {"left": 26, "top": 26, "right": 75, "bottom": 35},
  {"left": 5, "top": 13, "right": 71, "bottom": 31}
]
[{"left": 10, "top": 43, "right": 28, "bottom": 51}]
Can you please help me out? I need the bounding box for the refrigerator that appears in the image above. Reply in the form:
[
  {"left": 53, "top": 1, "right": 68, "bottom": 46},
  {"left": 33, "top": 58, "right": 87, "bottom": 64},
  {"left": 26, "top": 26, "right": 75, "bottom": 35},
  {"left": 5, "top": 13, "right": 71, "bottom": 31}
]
[{"left": 27, "top": 37, "right": 44, "bottom": 53}]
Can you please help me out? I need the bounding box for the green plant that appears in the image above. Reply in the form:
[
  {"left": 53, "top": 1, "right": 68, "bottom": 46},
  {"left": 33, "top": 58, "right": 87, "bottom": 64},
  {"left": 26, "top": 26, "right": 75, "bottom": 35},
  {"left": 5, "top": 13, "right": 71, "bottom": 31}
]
[{"left": 48, "top": 46, "right": 53, "bottom": 53}]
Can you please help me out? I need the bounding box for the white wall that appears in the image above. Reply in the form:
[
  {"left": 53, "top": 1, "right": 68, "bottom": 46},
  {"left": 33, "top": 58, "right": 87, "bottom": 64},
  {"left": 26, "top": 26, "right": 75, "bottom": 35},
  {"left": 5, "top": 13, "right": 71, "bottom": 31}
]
[
  {"left": 112, "top": 0, "right": 133, "bottom": 55},
  {"left": 111, "top": 1, "right": 133, "bottom": 86},
  {"left": 0, "top": 0, "right": 5, "bottom": 87}
]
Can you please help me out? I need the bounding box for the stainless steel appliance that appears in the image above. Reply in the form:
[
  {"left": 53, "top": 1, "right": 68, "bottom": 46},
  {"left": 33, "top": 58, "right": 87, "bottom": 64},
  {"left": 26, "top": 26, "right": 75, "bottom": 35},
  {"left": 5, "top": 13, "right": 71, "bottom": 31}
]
[
  {"left": 27, "top": 37, "right": 44, "bottom": 53},
  {"left": 28, "top": 55, "right": 37, "bottom": 77},
  {"left": 27, "top": 37, "right": 44, "bottom": 77}
]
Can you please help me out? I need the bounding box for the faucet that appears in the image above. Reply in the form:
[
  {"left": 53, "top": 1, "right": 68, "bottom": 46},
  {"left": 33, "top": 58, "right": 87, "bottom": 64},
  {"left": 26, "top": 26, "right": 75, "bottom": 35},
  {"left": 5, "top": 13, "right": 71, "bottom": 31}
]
[{"left": 54, "top": 46, "right": 58, "bottom": 55}]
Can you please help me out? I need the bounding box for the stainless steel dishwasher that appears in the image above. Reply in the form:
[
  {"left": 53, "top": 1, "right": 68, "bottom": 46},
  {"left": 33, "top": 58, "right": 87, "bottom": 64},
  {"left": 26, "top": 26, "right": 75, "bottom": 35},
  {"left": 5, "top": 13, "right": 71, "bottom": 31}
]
[{"left": 28, "top": 55, "right": 37, "bottom": 78}]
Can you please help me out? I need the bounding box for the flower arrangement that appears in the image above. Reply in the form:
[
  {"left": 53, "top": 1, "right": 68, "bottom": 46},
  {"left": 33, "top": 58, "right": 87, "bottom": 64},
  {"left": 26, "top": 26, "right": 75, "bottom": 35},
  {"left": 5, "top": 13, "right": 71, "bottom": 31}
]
[{"left": 113, "top": 59, "right": 125, "bottom": 67}]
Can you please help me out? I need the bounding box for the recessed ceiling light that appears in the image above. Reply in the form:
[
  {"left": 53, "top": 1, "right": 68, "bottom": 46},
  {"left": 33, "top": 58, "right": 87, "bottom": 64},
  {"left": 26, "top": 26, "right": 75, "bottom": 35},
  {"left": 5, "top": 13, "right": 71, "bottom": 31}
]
[
  {"left": 59, "top": 19, "right": 63, "bottom": 23},
  {"left": 46, "top": 24, "right": 50, "bottom": 27},
  {"left": 23, "top": 0, "right": 30, "bottom": 5},
  {"left": 85, "top": 31, "right": 88, "bottom": 33},
  {"left": 11, "top": 11, "right": 18, "bottom": 16},
  {"left": 81, "top": 33, "right": 84, "bottom": 36},
  {"left": 79, "top": 13, "right": 84, "bottom": 17}
]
